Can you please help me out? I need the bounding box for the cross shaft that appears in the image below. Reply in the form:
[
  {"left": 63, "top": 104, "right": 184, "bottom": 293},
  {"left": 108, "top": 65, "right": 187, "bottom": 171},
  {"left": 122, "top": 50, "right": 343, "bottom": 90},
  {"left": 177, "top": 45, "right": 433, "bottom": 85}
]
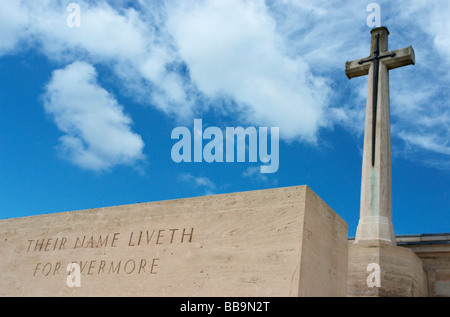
[{"left": 358, "top": 33, "right": 396, "bottom": 166}]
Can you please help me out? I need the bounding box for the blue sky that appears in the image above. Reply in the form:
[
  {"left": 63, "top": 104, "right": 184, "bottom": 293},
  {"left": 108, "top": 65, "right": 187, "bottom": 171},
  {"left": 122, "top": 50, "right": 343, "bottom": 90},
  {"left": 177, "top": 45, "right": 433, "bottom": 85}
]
[{"left": 0, "top": 0, "right": 448, "bottom": 237}]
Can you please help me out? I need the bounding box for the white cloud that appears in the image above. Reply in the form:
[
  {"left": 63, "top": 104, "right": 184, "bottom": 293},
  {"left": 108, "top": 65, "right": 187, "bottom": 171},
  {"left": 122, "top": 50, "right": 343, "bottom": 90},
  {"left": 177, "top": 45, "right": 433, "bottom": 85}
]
[
  {"left": 43, "top": 61, "right": 145, "bottom": 171},
  {"left": 0, "top": 0, "right": 29, "bottom": 54},
  {"left": 15, "top": 1, "right": 147, "bottom": 62},
  {"left": 166, "top": 0, "right": 330, "bottom": 141}
]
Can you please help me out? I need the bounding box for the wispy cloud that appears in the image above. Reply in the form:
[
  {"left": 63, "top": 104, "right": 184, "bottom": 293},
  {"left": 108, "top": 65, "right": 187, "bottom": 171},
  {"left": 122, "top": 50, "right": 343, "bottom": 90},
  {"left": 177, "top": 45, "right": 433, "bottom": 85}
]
[
  {"left": 242, "top": 166, "right": 268, "bottom": 182},
  {"left": 179, "top": 173, "right": 216, "bottom": 195}
]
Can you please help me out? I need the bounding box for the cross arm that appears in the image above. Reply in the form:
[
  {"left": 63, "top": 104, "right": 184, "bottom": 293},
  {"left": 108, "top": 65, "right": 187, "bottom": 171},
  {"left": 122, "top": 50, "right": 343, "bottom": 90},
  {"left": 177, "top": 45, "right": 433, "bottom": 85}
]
[
  {"left": 345, "top": 45, "right": 415, "bottom": 79},
  {"left": 345, "top": 58, "right": 371, "bottom": 79},
  {"left": 383, "top": 46, "right": 415, "bottom": 70}
]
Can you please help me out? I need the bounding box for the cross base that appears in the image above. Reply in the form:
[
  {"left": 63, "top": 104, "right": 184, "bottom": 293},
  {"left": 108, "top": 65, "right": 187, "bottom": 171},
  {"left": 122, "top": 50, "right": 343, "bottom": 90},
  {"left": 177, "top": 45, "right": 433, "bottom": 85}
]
[{"left": 354, "top": 215, "right": 396, "bottom": 245}]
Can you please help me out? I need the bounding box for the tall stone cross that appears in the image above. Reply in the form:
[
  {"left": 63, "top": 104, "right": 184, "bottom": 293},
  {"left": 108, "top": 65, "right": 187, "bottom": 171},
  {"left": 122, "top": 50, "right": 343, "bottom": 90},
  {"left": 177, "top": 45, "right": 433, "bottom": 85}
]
[{"left": 345, "top": 27, "right": 415, "bottom": 245}]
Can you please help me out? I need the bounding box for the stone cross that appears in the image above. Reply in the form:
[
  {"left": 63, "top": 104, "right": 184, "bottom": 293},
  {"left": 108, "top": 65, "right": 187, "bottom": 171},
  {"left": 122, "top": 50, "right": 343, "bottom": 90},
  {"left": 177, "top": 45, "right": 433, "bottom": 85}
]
[{"left": 345, "top": 27, "right": 415, "bottom": 245}]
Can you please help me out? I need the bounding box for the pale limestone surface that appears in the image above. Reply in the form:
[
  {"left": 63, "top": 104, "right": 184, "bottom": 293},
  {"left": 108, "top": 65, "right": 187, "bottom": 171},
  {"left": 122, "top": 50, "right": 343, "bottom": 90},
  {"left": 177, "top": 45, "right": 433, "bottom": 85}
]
[
  {"left": 347, "top": 242, "right": 428, "bottom": 297},
  {"left": 397, "top": 234, "right": 450, "bottom": 297},
  {"left": 0, "top": 185, "right": 348, "bottom": 297}
]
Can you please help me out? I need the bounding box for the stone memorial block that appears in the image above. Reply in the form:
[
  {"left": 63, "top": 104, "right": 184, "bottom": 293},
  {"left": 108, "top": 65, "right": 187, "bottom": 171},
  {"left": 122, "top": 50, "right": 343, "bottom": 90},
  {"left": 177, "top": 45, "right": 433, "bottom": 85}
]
[{"left": 0, "top": 185, "right": 348, "bottom": 296}]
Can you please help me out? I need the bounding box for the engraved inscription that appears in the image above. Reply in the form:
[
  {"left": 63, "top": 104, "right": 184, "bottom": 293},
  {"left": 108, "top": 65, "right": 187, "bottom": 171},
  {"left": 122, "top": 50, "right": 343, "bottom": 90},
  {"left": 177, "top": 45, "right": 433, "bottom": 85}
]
[{"left": 26, "top": 227, "right": 195, "bottom": 279}]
